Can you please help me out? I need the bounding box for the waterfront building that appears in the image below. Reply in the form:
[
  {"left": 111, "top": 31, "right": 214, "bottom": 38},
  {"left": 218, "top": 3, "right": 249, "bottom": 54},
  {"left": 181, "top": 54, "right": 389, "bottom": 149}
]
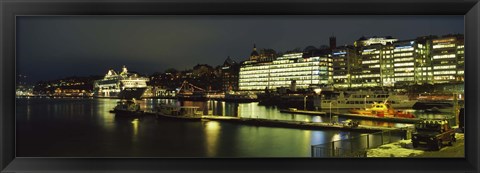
[
  {"left": 331, "top": 46, "right": 357, "bottom": 88},
  {"left": 381, "top": 44, "right": 395, "bottom": 87},
  {"left": 392, "top": 40, "right": 417, "bottom": 87},
  {"left": 239, "top": 50, "right": 332, "bottom": 91},
  {"left": 356, "top": 44, "right": 383, "bottom": 88},
  {"left": 238, "top": 34, "right": 464, "bottom": 91},
  {"left": 431, "top": 34, "right": 464, "bottom": 84},
  {"left": 351, "top": 36, "right": 398, "bottom": 88},
  {"left": 412, "top": 36, "right": 435, "bottom": 85}
]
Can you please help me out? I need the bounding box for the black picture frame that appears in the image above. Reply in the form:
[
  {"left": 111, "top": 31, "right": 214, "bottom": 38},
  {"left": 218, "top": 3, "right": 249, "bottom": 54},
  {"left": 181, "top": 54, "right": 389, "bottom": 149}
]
[{"left": 1, "top": 0, "right": 479, "bottom": 172}]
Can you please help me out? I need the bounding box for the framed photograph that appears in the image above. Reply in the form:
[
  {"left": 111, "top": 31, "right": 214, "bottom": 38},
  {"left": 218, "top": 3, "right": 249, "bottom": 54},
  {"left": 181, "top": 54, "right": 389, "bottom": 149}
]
[{"left": 1, "top": 0, "right": 479, "bottom": 172}]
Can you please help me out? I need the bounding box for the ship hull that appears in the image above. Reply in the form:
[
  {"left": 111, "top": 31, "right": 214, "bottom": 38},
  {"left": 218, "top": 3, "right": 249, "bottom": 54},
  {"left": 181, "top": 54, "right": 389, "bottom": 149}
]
[
  {"left": 95, "top": 87, "right": 147, "bottom": 99},
  {"left": 118, "top": 87, "right": 147, "bottom": 99},
  {"left": 320, "top": 101, "right": 417, "bottom": 109}
]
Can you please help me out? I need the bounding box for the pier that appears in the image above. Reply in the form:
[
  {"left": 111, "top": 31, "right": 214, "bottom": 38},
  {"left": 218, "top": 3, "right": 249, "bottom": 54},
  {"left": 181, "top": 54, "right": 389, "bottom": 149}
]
[
  {"left": 132, "top": 111, "right": 399, "bottom": 132},
  {"left": 201, "top": 115, "right": 397, "bottom": 132}
]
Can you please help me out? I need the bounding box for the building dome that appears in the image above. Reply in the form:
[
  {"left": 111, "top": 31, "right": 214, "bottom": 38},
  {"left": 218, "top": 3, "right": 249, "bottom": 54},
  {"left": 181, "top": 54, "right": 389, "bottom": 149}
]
[
  {"left": 250, "top": 50, "right": 259, "bottom": 57},
  {"left": 250, "top": 43, "right": 259, "bottom": 57}
]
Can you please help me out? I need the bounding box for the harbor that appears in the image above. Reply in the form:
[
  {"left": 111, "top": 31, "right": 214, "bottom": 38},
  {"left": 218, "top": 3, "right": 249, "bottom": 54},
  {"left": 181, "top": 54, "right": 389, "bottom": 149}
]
[{"left": 15, "top": 30, "right": 465, "bottom": 158}]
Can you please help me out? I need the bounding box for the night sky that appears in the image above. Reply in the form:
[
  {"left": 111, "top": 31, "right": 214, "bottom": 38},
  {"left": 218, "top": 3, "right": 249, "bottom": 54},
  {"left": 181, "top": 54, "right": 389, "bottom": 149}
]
[{"left": 17, "top": 16, "right": 464, "bottom": 83}]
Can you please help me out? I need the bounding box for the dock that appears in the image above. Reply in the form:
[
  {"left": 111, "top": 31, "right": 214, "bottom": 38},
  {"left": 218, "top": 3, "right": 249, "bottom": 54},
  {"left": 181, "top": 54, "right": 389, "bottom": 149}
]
[
  {"left": 114, "top": 110, "right": 401, "bottom": 132},
  {"left": 201, "top": 115, "right": 397, "bottom": 133},
  {"left": 280, "top": 109, "right": 422, "bottom": 124}
]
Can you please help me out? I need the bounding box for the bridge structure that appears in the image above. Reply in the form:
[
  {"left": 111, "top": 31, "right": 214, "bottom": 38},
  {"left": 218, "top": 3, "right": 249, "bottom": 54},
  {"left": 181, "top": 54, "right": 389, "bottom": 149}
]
[{"left": 177, "top": 81, "right": 223, "bottom": 100}]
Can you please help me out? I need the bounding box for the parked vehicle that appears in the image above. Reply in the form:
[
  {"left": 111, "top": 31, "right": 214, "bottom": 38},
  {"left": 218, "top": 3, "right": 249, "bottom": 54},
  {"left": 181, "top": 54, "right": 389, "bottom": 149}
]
[{"left": 411, "top": 120, "right": 456, "bottom": 150}]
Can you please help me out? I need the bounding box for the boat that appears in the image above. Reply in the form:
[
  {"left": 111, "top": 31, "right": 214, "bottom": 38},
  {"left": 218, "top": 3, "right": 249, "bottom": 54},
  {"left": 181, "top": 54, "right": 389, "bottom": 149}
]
[
  {"left": 154, "top": 104, "right": 203, "bottom": 120},
  {"left": 348, "top": 102, "right": 415, "bottom": 118},
  {"left": 93, "top": 66, "right": 149, "bottom": 99},
  {"left": 109, "top": 99, "right": 143, "bottom": 116},
  {"left": 320, "top": 91, "right": 417, "bottom": 109}
]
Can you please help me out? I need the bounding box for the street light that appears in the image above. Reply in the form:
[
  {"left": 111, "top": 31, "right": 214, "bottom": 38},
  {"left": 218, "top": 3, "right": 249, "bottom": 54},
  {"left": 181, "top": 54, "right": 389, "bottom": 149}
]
[{"left": 364, "top": 95, "right": 370, "bottom": 109}]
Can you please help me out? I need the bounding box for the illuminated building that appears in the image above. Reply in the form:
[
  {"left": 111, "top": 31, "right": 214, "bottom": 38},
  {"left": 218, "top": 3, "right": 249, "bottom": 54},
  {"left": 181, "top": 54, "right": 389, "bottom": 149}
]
[
  {"left": 413, "top": 36, "right": 435, "bottom": 85},
  {"left": 239, "top": 52, "right": 332, "bottom": 91},
  {"left": 356, "top": 44, "right": 383, "bottom": 88},
  {"left": 239, "top": 35, "right": 463, "bottom": 91},
  {"left": 392, "top": 40, "right": 417, "bottom": 86},
  {"left": 331, "top": 46, "right": 357, "bottom": 88},
  {"left": 380, "top": 44, "right": 395, "bottom": 87},
  {"left": 351, "top": 36, "right": 399, "bottom": 88},
  {"left": 431, "top": 35, "right": 464, "bottom": 84}
]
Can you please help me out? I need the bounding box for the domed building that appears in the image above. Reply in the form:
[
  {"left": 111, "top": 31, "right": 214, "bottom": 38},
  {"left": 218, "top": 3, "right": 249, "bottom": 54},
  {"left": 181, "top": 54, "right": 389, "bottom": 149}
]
[{"left": 249, "top": 44, "right": 260, "bottom": 61}]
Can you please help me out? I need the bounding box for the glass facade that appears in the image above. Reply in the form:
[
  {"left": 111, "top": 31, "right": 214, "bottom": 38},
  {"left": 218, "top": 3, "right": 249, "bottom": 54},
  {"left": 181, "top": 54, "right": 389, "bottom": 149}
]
[
  {"left": 239, "top": 53, "right": 332, "bottom": 91},
  {"left": 238, "top": 35, "right": 464, "bottom": 91}
]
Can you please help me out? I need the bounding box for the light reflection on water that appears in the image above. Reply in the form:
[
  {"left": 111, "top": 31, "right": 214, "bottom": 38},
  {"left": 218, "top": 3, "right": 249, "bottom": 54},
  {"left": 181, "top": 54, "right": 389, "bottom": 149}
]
[
  {"left": 15, "top": 97, "right": 452, "bottom": 157},
  {"left": 204, "top": 121, "right": 221, "bottom": 157}
]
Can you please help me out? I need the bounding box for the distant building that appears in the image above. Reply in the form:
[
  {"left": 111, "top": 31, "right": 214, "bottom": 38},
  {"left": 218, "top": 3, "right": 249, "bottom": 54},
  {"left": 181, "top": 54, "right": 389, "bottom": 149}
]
[
  {"left": 16, "top": 74, "right": 33, "bottom": 96},
  {"left": 221, "top": 57, "right": 240, "bottom": 92},
  {"left": 249, "top": 44, "right": 260, "bottom": 61},
  {"left": 329, "top": 36, "right": 337, "bottom": 49},
  {"left": 34, "top": 76, "right": 101, "bottom": 97}
]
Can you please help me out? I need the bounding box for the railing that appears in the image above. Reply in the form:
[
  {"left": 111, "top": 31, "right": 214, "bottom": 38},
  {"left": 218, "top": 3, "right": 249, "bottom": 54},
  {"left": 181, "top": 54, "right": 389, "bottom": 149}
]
[{"left": 311, "top": 128, "right": 412, "bottom": 157}]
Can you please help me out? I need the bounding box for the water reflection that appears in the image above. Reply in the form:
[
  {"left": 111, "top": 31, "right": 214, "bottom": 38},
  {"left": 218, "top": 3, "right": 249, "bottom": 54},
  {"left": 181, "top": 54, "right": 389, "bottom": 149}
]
[
  {"left": 131, "top": 118, "right": 139, "bottom": 137},
  {"left": 97, "top": 99, "right": 116, "bottom": 130},
  {"left": 204, "top": 121, "right": 221, "bottom": 157}
]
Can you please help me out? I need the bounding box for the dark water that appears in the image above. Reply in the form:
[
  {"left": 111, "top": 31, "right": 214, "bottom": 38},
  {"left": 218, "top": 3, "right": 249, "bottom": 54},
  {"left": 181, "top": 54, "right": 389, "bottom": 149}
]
[
  {"left": 16, "top": 98, "right": 454, "bottom": 157},
  {"left": 16, "top": 98, "right": 359, "bottom": 157}
]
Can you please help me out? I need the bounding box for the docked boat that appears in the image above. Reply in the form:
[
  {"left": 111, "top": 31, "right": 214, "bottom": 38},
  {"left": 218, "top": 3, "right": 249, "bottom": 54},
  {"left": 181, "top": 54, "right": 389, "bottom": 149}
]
[
  {"left": 320, "top": 91, "right": 417, "bottom": 109},
  {"left": 93, "top": 66, "right": 149, "bottom": 99},
  {"left": 348, "top": 102, "right": 415, "bottom": 118},
  {"left": 155, "top": 104, "right": 203, "bottom": 120},
  {"left": 109, "top": 99, "right": 143, "bottom": 116}
]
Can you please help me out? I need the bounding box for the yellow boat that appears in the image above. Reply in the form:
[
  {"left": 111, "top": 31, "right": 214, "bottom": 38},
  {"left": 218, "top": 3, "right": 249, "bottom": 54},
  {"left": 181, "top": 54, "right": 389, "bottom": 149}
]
[{"left": 349, "top": 102, "right": 414, "bottom": 118}]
